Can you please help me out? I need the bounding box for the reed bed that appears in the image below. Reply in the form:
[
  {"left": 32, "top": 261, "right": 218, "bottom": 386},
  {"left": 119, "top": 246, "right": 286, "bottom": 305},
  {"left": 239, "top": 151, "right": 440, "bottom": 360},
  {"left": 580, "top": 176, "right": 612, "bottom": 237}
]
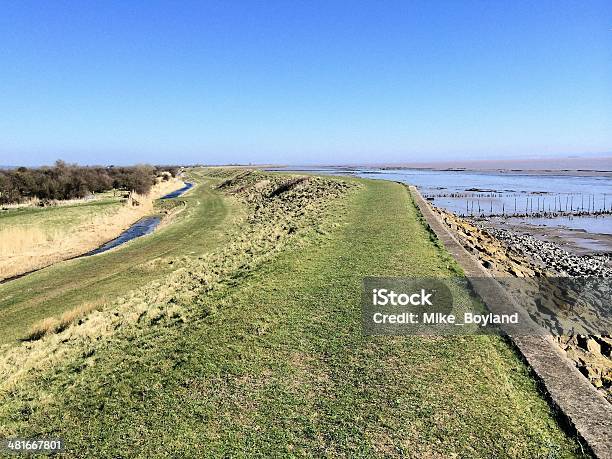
[{"left": 1, "top": 195, "right": 101, "bottom": 210}]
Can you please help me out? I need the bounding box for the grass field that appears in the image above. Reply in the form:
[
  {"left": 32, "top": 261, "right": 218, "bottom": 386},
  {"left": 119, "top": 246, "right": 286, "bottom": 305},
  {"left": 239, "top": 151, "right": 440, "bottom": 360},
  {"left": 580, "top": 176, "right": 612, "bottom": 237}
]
[
  {"left": 0, "top": 195, "right": 122, "bottom": 231},
  {"left": 0, "top": 170, "right": 584, "bottom": 457}
]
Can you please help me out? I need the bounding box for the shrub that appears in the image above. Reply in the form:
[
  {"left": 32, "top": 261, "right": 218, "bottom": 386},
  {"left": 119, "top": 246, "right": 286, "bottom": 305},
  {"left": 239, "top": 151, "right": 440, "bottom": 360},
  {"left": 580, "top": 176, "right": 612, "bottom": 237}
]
[{"left": 0, "top": 161, "right": 180, "bottom": 204}]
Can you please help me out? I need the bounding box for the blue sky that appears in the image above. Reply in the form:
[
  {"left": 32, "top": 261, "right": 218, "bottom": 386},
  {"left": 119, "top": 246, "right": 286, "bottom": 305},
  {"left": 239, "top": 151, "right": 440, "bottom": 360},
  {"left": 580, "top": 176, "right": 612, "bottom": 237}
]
[{"left": 0, "top": 0, "right": 610, "bottom": 166}]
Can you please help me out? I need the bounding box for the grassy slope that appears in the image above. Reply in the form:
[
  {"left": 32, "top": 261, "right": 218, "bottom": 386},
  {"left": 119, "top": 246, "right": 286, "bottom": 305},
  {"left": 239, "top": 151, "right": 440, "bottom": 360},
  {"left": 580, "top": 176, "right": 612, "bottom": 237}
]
[
  {"left": 0, "top": 170, "right": 237, "bottom": 346},
  {"left": 2, "top": 175, "right": 582, "bottom": 457}
]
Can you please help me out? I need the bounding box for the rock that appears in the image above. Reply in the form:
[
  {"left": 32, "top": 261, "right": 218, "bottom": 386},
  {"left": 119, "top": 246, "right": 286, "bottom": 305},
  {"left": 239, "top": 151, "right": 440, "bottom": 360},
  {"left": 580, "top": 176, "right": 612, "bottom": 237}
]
[
  {"left": 594, "top": 336, "right": 612, "bottom": 357},
  {"left": 587, "top": 338, "right": 602, "bottom": 355},
  {"left": 579, "top": 364, "right": 600, "bottom": 380},
  {"left": 433, "top": 205, "right": 612, "bottom": 402},
  {"left": 577, "top": 335, "right": 601, "bottom": 354}
]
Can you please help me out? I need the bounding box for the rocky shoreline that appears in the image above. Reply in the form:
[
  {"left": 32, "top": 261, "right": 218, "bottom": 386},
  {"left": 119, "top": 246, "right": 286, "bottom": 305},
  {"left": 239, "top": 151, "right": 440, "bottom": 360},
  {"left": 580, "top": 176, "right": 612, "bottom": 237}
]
[
  {"left": 432, "top": 206, "right": 612, "bottom": 401},
  {"left": 477, "top": 225, "right": 612, "bottom": 277}
]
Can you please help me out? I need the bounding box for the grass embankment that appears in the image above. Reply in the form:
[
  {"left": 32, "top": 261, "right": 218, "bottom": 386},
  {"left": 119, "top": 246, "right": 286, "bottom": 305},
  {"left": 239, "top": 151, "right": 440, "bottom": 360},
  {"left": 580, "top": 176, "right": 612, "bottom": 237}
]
[
  {"left": 0, "top": 171, "right": 583, "bottom": 457},
  {"left": 0, "top": 171, "right": 233, "bottom": 346},
  {"left": 0, "top": 178, "right": 185, "bottom": 280}
]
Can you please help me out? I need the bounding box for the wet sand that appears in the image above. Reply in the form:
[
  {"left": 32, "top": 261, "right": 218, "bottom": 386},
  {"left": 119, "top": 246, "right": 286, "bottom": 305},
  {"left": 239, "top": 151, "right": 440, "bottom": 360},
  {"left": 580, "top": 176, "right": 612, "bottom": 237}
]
[{"left": 375, "top": 156, "right": 612, "bottom": 175}]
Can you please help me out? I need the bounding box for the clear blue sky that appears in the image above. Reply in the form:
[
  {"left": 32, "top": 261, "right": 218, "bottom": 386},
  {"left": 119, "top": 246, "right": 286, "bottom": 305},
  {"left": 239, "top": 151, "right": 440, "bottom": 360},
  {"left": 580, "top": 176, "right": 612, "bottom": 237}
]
[{"left": 1, "top": 0, "right": 610, "bottom": 166}]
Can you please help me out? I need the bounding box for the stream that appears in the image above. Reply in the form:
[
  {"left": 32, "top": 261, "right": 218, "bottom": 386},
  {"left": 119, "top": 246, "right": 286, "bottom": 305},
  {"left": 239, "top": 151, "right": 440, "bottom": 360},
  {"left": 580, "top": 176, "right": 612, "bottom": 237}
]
[{"left": 84, "top": 182, "right": 193, "bottom": 256}]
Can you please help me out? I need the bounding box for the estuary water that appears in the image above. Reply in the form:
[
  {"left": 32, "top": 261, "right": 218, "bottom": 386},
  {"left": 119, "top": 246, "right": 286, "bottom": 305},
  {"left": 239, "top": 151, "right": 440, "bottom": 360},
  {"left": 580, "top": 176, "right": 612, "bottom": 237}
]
[
  {"left": 269, "top": 167, "right": 612, "bottom": 237},
  {"left": 353, "top": 169, "right": 612, "bottom": 235}
]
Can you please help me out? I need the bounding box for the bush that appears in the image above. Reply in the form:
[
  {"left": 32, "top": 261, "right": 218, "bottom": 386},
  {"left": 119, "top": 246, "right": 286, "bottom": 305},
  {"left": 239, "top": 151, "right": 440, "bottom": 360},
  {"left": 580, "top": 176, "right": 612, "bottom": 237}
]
[{"left": 0, "top": 161, "right": 180, "bottom": 204}]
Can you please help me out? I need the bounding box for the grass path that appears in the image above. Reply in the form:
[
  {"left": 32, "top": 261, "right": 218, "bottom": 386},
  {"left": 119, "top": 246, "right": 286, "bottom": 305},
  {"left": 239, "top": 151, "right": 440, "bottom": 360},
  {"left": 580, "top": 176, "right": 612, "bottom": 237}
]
[
  {"left": 0, "top": 171, "right": 238, "bottom": 346},
  {"left": 7, "top": 176, "right": 582, "bottom": 457}
]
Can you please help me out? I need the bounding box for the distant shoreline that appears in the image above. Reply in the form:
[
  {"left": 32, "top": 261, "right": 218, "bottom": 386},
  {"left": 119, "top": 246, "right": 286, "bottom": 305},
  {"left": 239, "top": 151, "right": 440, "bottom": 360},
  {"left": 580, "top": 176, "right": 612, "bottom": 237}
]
[
  {"left": 266, "top": 165, "right": 612, "bottom": 178},
  {"left": 377, "top": 167, "right": 612, "bottom": 177},
  {"left": 265, "top": 155, "right": 612, "bottom": 176}
]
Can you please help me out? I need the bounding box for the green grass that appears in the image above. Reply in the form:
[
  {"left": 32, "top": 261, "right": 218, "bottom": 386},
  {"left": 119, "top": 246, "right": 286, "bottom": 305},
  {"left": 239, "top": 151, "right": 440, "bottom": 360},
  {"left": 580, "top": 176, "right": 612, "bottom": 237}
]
[
  {"left": 0, "top": 197, "right": 123, "bottom": 231},
  {"left": 0, "top": 170, "right": 238, "bottom": 346},
  {"left": 0, "top": 172, "right": 584, "bottom": 457}
]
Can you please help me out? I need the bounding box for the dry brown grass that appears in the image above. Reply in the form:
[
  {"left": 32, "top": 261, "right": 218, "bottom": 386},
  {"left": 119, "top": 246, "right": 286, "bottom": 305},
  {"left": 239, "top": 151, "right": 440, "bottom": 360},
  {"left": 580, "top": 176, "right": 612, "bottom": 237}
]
[
  {"left": 22, "top": 301, "right": 103, "bottom": 341},
  {"left": 0, "top": 226, "right": 59, "bottom": 257},
  {"left": 0, "top": 196, "right": 101, "bottom": 210},
  {"left": 22, "top": 318, "right": 61, "bottom": 342},
  {"left": 0, "top": 178, "right": 185, "bottom": 280}
]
